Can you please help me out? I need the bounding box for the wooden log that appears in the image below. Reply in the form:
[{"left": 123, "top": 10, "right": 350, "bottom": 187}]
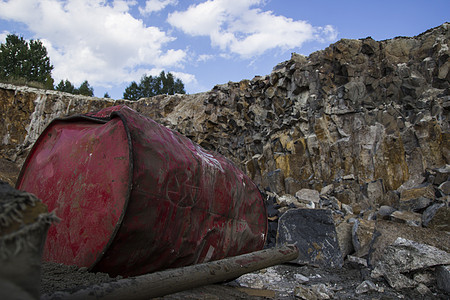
[{"left": 41, "top": 244, "right": 298, "bottom": 300}]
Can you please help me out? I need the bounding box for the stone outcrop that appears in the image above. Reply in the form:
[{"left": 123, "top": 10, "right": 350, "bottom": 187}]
[{"left": 1, "top": 23, "right": 448, "bottom": 204}]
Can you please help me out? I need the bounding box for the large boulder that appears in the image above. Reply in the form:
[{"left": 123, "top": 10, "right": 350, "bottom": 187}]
[
  {"left": 371, "top": 237, "right": 450, "bottom": 291},
  {"left": 276, "top": 209, "right": 343, "bottom": 268}
]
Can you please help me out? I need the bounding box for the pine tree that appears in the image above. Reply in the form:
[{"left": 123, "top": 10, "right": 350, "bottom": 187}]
[
  {"left": 0, "top": 34, "right": 53, "bottom": 85},
  {"left": 123, "top": 81, "right": 142, "bottom": 101},
  {"left": 55, "top": 79, "right": 75, "bottom": 94},
  {"left": 123, "top": 71, "right": 185, "bottom": 101},
  {"left": 76, "top": 80, "right": 94, "bottom": 96}
]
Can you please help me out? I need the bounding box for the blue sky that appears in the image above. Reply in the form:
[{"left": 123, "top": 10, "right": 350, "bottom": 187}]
[{"left": 0, "top": 0, "right": 448, "bottom": 99}]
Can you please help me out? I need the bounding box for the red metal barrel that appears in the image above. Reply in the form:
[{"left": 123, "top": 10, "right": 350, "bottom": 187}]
[{"left": 16, "top": 105, "right": 267, "bottom": 277}]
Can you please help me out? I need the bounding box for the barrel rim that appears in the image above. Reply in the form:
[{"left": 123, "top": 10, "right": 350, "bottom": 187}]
[
  {"left": 16, "top": 111, "right": 134, "bottom": 270},
  {"left": 87, "top": 110, "right": 134, "bottom": 271}
]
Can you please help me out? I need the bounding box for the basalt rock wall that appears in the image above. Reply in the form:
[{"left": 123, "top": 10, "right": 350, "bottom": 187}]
[{"left": 1, "top": 23, "right": 449, "bottom": 209}]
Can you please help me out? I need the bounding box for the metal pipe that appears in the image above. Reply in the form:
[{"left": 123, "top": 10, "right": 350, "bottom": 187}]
[{"left": 41, "top": 244, "right": 298, "bottom": 300}]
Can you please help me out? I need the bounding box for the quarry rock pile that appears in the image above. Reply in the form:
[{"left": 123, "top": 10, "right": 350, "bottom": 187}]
[{"left": 1, "top": 23, "right": 448, "bottom": 199}]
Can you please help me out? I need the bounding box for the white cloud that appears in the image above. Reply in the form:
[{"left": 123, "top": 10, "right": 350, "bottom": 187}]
[
  {"left": 168, "top": 0, "right": 337, "bottom": 58},
  {"left": 170, "top": 71, "right": 197, "bottom": 85},
  {"left": 0, "top": 0, "right": 186, "bottom": 87},
  {"left": 197, "top": 54, "right": 215, "bottom": 62},
  {"left": 315, "top": 25, "right": 339, "bottom": 42},
  {"left": 139, "top": 0, "right": 177, "bottom": 15},
  {"left": 157, "top": 49, "right": 187, "bottom": 67},
  {"left": 0, "top": 30, "right": 9, "bottom": 43}
]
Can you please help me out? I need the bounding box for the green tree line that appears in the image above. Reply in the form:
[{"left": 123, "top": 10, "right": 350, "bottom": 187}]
[
  {"left": 0, "top": 34, "right": 54, "bottom": 89},
  {"left": 55, "top": 79, "right": 94, "bottom": 96},
  {"left": 123, "top": 71, "right": 186, "bottom": 101},
  {"left": 0, "top": 34, "right": 185, "bottom": 99}
]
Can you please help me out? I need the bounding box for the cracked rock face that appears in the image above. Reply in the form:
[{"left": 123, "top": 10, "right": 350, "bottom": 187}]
[{"left": 1, "top": 24, "right": 449, "bottom": 203}]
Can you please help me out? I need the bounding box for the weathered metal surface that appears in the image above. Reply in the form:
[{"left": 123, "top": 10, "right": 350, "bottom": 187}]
[
  {"left": 41, "top": 244, "right": 299, "bottom": 300},
  {"left": 16, "top": 105, "right": 267, "bottom": 277},
  {"left": 16, "top": 118, "right": 130, "bottom": 268}
]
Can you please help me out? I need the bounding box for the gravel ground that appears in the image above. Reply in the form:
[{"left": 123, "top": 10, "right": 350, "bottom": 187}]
[
  {"left": 40, "top": 262, "right": 268, "bottom": 299},
  {"left": 40, "top": 260, "right": 449, "bottom": 299}
]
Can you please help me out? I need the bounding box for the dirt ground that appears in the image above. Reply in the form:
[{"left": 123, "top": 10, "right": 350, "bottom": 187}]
[
  {"left": 40, "top": 260, "right": 448, "bottom": 299},
  {"left": 40, "top": 261, "right": 271, "bottom": 299}
]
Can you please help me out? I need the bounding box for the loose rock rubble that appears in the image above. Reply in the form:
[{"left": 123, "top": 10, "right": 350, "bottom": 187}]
[
  {"left": 232, "top": 261, "right": 445, "bottom": 299},
  {"left": 256, "top": 162, "right": 449, "bottom": 298}
]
